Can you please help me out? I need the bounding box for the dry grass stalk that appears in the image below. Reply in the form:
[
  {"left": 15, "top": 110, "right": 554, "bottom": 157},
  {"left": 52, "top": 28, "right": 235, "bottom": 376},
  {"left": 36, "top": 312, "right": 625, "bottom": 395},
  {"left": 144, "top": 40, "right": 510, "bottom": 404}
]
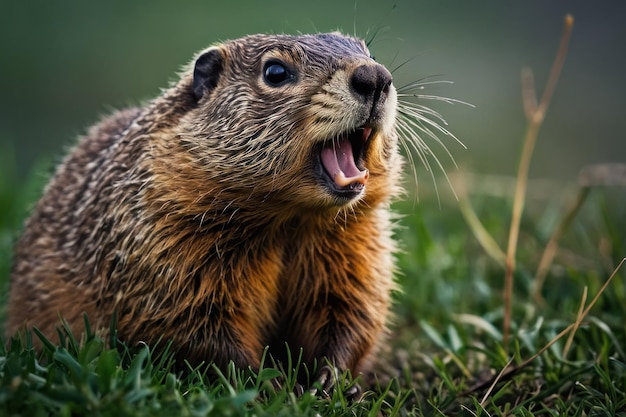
[
  {"left": 503, "top": 14, "right": 574, "bottom": 351},
  {"left": 462, "top": 257, "right": 625, "bottom": 399},
  {"left": 532, "top": 163, "right": 626, "bottom": 304},
  {"left": 532, "top": 187, "right": 590, "bottom": 304}
]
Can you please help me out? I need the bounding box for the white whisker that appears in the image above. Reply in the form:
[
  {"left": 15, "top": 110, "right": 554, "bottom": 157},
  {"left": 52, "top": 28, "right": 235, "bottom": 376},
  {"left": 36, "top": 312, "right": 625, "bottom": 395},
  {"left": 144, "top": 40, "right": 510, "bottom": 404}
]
[
  {"left": 398, "top": 79, "right": 454, "bottom": 90},
  {"left": 396, "top": 118, "right": 440, "bottom": 204},
  {"left": 399, "top": 94, "right": 474, "bottom": 109},
  {"left": 394, "top": 78, "right": 471, "bottom": 203},
  {"left": 398, "top": 107, "right": 461, "bottom": 166}
]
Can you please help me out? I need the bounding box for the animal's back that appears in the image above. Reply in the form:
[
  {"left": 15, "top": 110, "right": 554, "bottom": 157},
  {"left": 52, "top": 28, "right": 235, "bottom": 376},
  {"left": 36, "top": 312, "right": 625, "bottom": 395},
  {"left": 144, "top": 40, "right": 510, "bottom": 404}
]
[{"left": 8, "top": 107, "right": 143, "bottom": 336}]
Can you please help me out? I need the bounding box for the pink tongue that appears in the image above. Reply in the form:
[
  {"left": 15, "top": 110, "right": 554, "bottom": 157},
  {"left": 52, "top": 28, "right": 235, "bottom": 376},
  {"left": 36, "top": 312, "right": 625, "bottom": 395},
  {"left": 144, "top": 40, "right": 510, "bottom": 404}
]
[{"left": 320, "top": 138, "right": 369, "bottom": 187}]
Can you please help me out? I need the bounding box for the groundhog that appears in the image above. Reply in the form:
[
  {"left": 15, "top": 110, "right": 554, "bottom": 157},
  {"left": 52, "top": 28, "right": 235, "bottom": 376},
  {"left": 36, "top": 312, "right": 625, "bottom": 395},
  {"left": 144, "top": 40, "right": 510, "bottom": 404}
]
[{"left": 7, "top": 33, "right": 403, "bottom": 394}]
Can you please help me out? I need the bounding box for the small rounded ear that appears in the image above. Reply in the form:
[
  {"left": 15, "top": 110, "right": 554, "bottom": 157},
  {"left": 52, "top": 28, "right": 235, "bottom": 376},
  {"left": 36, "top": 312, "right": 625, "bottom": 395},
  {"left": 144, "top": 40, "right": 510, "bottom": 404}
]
[{"left": 193, "top": 47, "right": 224, "bottom": 101}]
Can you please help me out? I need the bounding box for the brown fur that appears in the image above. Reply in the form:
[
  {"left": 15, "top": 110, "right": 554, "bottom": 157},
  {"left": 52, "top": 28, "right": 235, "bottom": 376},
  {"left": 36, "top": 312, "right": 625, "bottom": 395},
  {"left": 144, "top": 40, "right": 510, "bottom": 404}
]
[{"left": 7, "top": 33, "right": 402, "bottom": 379}]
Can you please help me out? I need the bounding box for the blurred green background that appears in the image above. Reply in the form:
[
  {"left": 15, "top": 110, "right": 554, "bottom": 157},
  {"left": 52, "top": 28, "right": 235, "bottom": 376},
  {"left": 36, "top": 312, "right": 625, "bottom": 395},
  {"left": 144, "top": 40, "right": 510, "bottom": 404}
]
[
  {"left": 2, "top": 0, "right": 625, "bottom": 184},
  {"left": 1, "top": 0, "right": 625, "bottom": 264}
]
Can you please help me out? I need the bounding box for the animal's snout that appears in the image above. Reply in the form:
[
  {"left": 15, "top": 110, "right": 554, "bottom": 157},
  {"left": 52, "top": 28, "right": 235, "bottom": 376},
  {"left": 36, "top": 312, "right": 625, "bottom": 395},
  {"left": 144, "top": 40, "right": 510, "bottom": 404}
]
[{"left": 350, "top": 63, "right": 392, "bottom": 102}]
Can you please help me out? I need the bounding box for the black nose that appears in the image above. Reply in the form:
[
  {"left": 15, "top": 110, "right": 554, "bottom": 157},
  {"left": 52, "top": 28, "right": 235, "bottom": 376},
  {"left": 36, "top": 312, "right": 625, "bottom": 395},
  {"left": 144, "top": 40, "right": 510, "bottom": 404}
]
[{"left": 350, "top": 63, "right": 392, "bottom": 101}]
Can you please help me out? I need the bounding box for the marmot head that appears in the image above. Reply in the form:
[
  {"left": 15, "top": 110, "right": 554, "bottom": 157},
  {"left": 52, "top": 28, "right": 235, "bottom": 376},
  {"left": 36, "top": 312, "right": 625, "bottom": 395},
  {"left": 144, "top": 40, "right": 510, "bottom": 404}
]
[{"left": 172, "top": 33, "right": 400, "bottom": 212}]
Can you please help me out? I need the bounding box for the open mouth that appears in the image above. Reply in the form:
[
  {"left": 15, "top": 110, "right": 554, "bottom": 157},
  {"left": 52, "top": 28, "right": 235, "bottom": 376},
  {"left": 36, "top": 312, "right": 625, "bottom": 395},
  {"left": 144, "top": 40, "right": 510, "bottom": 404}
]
[{"left": 317, "top": 127, "right": 373, "bottom": 199}]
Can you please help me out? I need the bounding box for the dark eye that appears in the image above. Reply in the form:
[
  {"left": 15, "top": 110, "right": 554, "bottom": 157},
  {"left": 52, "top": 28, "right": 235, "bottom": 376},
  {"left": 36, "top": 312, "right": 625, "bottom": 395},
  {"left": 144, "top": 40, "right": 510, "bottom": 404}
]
[{"left": 263, "top": 61, "right": 292, "bottom": 86}]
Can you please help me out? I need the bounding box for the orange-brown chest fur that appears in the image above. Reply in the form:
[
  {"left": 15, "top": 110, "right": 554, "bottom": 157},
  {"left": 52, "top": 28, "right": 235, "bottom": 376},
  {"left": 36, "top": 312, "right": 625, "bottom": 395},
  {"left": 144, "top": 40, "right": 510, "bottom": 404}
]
[{"left": 104, "top": 132, "right": 398, "bottom": 369}]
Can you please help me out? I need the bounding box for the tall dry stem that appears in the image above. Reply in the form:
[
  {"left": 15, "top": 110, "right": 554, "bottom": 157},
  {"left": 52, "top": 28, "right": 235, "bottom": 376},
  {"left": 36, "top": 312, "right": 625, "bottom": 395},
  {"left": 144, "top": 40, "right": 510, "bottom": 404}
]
[{"left": 502, "top": 14, "right": 574, "bottom": 351}]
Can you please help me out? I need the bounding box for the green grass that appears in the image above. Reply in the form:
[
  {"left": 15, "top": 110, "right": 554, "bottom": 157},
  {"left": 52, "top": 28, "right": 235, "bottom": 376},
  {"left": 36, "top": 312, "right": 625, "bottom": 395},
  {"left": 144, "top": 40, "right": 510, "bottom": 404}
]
[{"left": 2, "top": 155, "right": 625, "bottom": 415}]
